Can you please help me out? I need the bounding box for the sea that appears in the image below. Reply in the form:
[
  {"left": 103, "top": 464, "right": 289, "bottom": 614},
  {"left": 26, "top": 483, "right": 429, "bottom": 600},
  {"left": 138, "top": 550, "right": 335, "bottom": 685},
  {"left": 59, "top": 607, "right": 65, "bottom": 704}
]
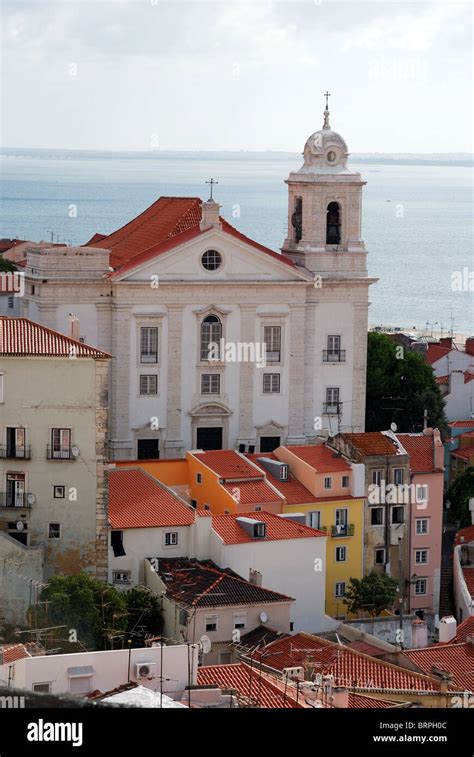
[{"left": 0, "top": 150, "right": 472, "bottom": 336}]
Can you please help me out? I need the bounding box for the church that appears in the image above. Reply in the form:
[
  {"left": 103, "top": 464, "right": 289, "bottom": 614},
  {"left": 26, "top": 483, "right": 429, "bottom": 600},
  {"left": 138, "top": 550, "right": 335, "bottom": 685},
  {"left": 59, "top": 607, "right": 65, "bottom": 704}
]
[{"left": 21, "top": 103, "right": 375, "bottom": 459}]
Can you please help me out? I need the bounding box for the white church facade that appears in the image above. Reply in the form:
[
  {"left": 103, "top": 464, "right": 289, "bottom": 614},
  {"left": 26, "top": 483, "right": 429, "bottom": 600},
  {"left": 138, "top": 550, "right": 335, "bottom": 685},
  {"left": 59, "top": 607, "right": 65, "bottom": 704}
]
[{"left": 20, "top": 105, "right": 376, "bottom": 459}]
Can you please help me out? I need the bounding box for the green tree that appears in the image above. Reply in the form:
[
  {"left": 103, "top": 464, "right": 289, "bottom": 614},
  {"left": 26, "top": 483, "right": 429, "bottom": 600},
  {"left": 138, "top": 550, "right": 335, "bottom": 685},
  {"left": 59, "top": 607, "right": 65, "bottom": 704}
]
[
  {"left": 125, "top": 587, "right": 163, "bottom": 647},
  {"left": 344, "top": 571, "right": 399, "bottom": 617},
  {"left": 446, "top": 466, "right": 474, "bottom": 527},
  {"left": 365, "top": 333, "right": 447, "bottom": 435},
  {"left": 0, "top": 256, "right": 17, "bottom": 272}
]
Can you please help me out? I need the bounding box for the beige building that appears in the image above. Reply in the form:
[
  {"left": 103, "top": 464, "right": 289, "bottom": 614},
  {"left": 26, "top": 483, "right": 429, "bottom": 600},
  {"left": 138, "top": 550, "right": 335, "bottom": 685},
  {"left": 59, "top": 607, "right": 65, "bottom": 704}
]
[{"left": 0, "top": 316, "right": 110, "bottom": 579}]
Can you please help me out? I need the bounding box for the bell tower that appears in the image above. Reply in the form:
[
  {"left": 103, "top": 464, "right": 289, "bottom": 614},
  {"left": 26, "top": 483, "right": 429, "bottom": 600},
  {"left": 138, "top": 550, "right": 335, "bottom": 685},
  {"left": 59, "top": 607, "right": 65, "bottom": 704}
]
[{"left": 282, "top": 94, "right": 367, "bottom": 274}]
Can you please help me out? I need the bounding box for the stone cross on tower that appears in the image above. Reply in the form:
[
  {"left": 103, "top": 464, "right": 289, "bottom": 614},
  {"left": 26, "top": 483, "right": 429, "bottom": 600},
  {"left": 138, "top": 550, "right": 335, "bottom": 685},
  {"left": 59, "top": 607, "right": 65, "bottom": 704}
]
[{"left": 205, "top": 178, "right": 219, "bottom": 200}]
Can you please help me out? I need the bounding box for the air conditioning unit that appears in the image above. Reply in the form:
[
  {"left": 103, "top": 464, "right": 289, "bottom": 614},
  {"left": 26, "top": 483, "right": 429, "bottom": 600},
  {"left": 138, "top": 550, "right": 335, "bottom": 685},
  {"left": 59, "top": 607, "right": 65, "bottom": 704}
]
[
  {"left": 282, "top": 666, "right": 304, "bottom": 681},
  {"left": 135, "top": 662, "right": 157, "bottom": 679}
]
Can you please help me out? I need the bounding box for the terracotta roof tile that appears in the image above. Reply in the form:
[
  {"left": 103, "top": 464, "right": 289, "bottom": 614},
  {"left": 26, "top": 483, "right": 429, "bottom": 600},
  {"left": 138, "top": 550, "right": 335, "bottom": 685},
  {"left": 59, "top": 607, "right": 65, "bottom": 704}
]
[
  {"left": 0, "top": 317, "right": 110, "bottom": 358},
  {"left": 222, "top": 480, "right": 283, "bottom": 505},
  {"left": 435, "top": 375, "right": 449, "bottom": 385},
  {"left": 0, "top": 644, "right": 29, "bottom": 664},
  {"left": 285, "top": 445, "right": 351, "bottom": 473},
  {"left": 452, "top": 445, "right": 474, "bottom": 461},
  {"left": 426, "top": 344, "right": 452, "bottom": 365},
  {"left": 348, "top": 692, "right": 402, "bottom": 708},
  {"left": 194, "top": 450, "right": 263, "bottom": 480},
  {"left": 211, "top": 511, "right": 326, "bottom": 544},
  {"left": 396, "top": 434, "right": 437, "bottom": 473},
  {"left": 404, "top": 643, "right": 474, "bottom": 691},
  {"left": 245, "top": 453, "right": 315, "bottom": 505},
  {"left": 197, "top": 663, "right": 301, "bottom": 708},
  {"left": 108, "top": 468, "right": 195, "bottom": 529},
  {"left": 454, "top": 525, "right": 474, "bottom": 546},
  {"left": 448, "top": 421, "right": 474, "bottom": 428},
  {"left": 342, "top": 433, "right": 400, "bottom": 457},
  {"left": 453, "top": 616, "right": 474, "bottom": 643}
]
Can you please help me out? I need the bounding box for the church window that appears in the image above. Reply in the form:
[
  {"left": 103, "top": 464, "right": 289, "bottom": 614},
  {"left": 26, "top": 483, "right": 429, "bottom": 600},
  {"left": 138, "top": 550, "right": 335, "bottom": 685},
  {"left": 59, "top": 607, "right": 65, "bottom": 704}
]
[
  {"left": 200, "top": 315, "right": 222, "bottom": 360},
  {"left": 139, "top": 375, "right": 157, "bottom": 395},
  {"left": 263, "top": 373, "right": 280, "bottom": 394},
  {"left": 326, "top": 202, "right": 341, "bottom": 245},
  {"left": 291, "top": 197, "right": 302, "bottom": 243},
  {"left": 140, "top": 327, "right": 158, "bottom": 363},
  {"left": 201, "top": 374, "right": 220, "bottom": 394},
  {"left": 202, "top": 249, "right": 222, "bottom": 271},
  {"left": 327, "top": 150, "right": 337, "bottom": 163},
  {"left": 263, "top": 326, "right": 281, "bottom": 363}
]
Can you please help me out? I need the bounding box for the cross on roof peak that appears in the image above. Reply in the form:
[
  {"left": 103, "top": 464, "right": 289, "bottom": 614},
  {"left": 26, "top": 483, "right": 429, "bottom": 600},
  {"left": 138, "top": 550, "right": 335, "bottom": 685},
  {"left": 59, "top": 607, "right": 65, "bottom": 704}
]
[
  {"left": 324, "top": 91, "right": 331, "bottom": 110},
  {"left": 205, "top": 178, "right": 219, "bottom": 200}
]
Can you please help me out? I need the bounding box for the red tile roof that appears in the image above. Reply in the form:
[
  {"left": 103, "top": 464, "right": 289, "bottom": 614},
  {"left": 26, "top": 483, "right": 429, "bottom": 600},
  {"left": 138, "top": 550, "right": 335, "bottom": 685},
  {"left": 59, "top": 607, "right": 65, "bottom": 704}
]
[
  {"left": 157, "top": 558, "right": 293, "bottom": 607},
  {"left": 222, "top": 480, "right": 283, "bottom": 506},
  {"left": 449, "top": 421, "right": 474, "bottom": 428},
  {"left": 220, "top": 218, "right": 296, "bottom": 268},
  {"left": 435, "top": 375, "right": 449, "bottom": 385},
  {"left": 347, "top": 692, "right": 401, "bottom": 708},
  {"left": 426, "top": 343, "right": 452, "bottom": 365},
  {"left": 453, "top": 616, "right": 474, "bottom": 643},
  {"left": 0, "top": 644, "right": 29, "bottom": 664},
  {"left": 341, "top": 433, "right": 400, "bottom": 457},
  {"left": 454, "top": 525, "right": 474, "bottom": 546},
  {"left": 197, "top": 663, "right": 301, "bottom": 708},
  {"left": 211, "top": 511, "right": 327, "bottom": 544},
  {"left": 404, "top": 643, "right": 474, "bottom": 691},
  {"left": 452, "top": 446, "right": 474, "bottom": 461},
  {"left": 194, "top": 450, "right": 263, "bottom": 480},
  {"left": 285, "top": 445, "right": 351, "bottom": 473},
  {"left": 251, "top": 633, "right": 440, "bottom": 693},
  {"left": 245, "top": 453, "right": 315, "bottom": 505},
  {"left": 108, "top": 468, "right": 195, "bottom": 529},
  {"left": 396, "top": 434, "right": 437, "bottom": 473},
  {"left": 0, "top": 317, "right": 110, "bottom": 358}
]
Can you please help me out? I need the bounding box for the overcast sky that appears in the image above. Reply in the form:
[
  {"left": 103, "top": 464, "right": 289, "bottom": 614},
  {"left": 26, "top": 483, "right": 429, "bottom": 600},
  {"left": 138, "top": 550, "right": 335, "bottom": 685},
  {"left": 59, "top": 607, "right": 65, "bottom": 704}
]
[{"left": 1, "top": 0, "right": 472, "bottom": 152}]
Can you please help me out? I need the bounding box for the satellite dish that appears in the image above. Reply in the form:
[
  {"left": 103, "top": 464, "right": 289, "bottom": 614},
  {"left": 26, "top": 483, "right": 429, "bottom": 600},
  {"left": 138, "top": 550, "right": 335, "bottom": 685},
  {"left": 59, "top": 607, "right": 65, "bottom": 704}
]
[
  {"left": 199, "top": 635, "right": 212, "bottom": 655},
  {"left": 390, "top": 422, "right": 397, "bottom": 432},
  {"left": 259, "top": 611, "right": 268, "bottom": 624},
  {"left": 16, "top": 521, "right": 24, "bottom": 531},
  {"left": 27, "top": 493, "right": 36, "bottom": 505},
  {"left": 71, "top": 446, "right": 80, "bottom": 458}
]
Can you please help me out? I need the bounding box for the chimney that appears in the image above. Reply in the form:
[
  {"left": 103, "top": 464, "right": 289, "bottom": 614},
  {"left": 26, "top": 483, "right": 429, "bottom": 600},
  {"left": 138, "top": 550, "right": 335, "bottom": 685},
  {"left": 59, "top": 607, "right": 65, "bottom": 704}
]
[
  {"left": 200, "top": 199, "right": 221, "bottom": 230},
  {"left": 411, "top": 619, "right": 428, "bottom": 649},
  {"left": 439, "top": 337, "right": 453, "bottom": 348},
  {"left": 68, "top": 313, "right": 80, "bottom": 341},
  {"left": 465, "top": 337, "right": 474, "bottom": 356},
  {"left": 438, "top": 615, "right": 457, "bottom": 643},
  {"left": 249, "top": 569, "right": 262, "bottom": 587}
]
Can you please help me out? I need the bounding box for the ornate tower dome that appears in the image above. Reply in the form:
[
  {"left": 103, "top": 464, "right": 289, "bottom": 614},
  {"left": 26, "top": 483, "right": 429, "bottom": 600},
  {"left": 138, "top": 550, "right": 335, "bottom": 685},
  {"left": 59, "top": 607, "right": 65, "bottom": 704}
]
[{"left": 299, "top": 96, "right": 350, "bottom": 173}]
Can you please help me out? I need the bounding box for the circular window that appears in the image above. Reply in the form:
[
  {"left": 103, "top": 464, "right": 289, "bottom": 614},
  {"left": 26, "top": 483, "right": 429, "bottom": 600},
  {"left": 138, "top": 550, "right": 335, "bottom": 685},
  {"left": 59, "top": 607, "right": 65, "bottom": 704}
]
[
  {"left": 202, "top": 249, "right": 222, "bottom": 271},
  {"left": 327, "top": 150, "right": 337, "bottom": 163}
]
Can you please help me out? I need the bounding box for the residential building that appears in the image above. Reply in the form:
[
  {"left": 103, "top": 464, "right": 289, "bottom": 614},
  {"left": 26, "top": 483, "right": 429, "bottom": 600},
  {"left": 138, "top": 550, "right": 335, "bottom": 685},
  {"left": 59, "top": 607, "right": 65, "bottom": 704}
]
[
  {"left": 272, "top": 444, "right": 365, "bottom": 618},
  {"left": 20, "top": 105, "right": 375, "bottom": 459},
  {"left": 0, "top": 317, "right": 111, "bottom": 578},
  {"left": 0, "top": 532, "right": 43, "bottom": 624},
  {"left": 402, "top": 639, "right": 474, "bottom": 694},
  {"left": 144, "top": 557, "right": 294, "bottom": 666},
  {"left": 107, "top": 467, "right": 195, "bottom": 588},
  {"left": 453, "top": 525, "right": 474, "bottom": 623},
  {"left": 450, "top": 431, "right": 474, "bottom": 482},
  {"left": 427, "top": 337, "right": 474, "bottom": 422},
  {"left": 444, "top": 421, "right": 474, "bottom": 486},
  {"left": 396, "top": 430, "right": 444, "bottom": 618}
]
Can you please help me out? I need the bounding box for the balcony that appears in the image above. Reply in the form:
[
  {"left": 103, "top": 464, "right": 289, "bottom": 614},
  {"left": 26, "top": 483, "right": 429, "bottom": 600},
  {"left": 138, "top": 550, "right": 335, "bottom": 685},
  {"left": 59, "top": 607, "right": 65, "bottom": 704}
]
[
  {"left": 323, "top": 402, "right": 342, "bottom": 415},
  {"left": 323, "top": 350, "right": 346, "bottom": 363},
  {"left": 46, "top": 446, "right": 74, "bottom": 460},
  {"left": 0, "top": 492, "right": 32, "bottom": 509},
  {"left": 331, "top": 524, "right": 355, "bottom": 538},
  {"left": 0, "top": 445, "right": 31, "bottom": 460}
]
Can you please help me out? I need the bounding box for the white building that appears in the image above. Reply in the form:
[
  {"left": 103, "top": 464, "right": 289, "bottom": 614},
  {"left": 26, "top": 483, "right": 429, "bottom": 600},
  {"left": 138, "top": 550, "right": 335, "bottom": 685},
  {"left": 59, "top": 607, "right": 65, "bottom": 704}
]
[
  {"left": 20, "top": 104, "right": 375, "bottom": 459},
  {"left": 429, "top": 337, "right": 474, "bottom": 422}
]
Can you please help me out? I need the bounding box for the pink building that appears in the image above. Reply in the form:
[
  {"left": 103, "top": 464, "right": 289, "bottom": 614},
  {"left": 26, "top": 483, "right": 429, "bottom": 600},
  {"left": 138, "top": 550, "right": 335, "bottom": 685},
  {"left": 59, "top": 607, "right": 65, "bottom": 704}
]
[{"left": 396, "top": 430, "right": 444, "bottom": 617}]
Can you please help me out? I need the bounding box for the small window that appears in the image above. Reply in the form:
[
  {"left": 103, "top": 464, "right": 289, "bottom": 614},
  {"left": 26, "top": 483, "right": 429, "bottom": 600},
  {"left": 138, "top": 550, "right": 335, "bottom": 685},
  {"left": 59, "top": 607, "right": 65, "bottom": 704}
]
[
  {"left": 33, "top": 682, "right": 52, "bottom": 694},
  {"left": 204, "top": 504, "right": 210, "bottom": 510},
  {"left": 308, "top": 511, "right": 321, "bottom": 529},
  {"left": 374, "top": 548, "right": 385, "bottom": 565},
  {"left": 370, "top": 507, "right": 384, "bottom": 526},
  {"left": 335, "top": 582, "right": 345, "bottom": 598},
  {"left": 234, "top": 613, "right": 246, "bottom": 630},
  {"left": 263, "top": 326, "right": 281, "bottom": 363},
  {"left": 415, "top": 484, "right": 428, "bottom": 503},
  {"left": 113, "top": 570, "right": 131, "bottom": 585},
  {"left": 196, "top": 473, "right": 202, "bottom": 484},
  {"left": 164, "top": 531, "right": 178, "bottom": 547},
  {"left": 324, "top": 476, "right": 332, "bottom": 490},
  {"left": 341, "top": 475, "right": 350, "bottom": 488},
  {"left": 263, "top": 373, "right": 280, "bottom": 394},
  {"left": 391, "top": 506, "right": 404, "bottom": 524},
  {"left": 416, "top": 518, "right": 429, "bottom": 535},
  {"left": 111, "top": 530, "right": 126, "bottom": 557},
  {"left": 140, "top": 327, "right": 158, "bottom": 363},
  {"left": 325, "top": 387, "right": 340, "bottom": 413},
  {"left": 50, "top": 428, "right": 71, "bottom": 459},
  {"left": 31, "top": 284, "right": 35, "bottom": 295},
  {"left": 53, "top": 485, "right": 65, "bottom": 499},
  {"left": 137, "top": 439, "right": 159, "bottom": 460},
  {"left": 201, "top": 374, "right": 220, "bottom": 395},
  {"left": 335, "top": 546, "right": 346, "bottom": 562},
  {"left": 254, "top": 506, "right": 262, "bottom": 512},
  {"left": 205, "top": 615, "right": 218, "bottom": 632},
  {"left": 415, "top": 578, "right": 427, "bottom": 595},
  {"left": 415, "top": 549, "right": 428, "bottom": 565},
  {"left": 238, "top": 444, "right": 246, "bottom": 453},
  {"left": 201, "top": 249, "right": 222, "bottom": 271},
  {"left": 393, "top": 468, "right": 404, "bottom": 485},
  {"left": 139, "top": 375, "right": 158, "bottom": 395},
  {"left": 254, "top": 523, "right": 266, "bottom": 538},
  {"left": 372, "top": 469, "right": 383, "bottom": 486},
  {"left": 190, "top": 499, "right": 197, "bottom": 509},
  {"left": 48, "top": 523, "right": 61, "bottom": 539}
]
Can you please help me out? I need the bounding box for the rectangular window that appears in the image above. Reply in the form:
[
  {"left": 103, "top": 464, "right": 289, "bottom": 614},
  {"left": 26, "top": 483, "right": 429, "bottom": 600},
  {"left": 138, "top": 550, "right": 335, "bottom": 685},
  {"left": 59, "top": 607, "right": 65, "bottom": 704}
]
[
  {"left": 372, "top": 469, "right": 383, "bottom": 486},
  {"left": 263, "top": 373, "right": 280, "bottom": 393},
  {"left": 51, "top": 428, "right": 71, "bottom": 459},
  {"left": 325, "top": 387, "right": 340, "bottom": 413},
  {"left": 234, "top": 613, "right": 246, "bottom": 630},
  {"left": 196, "top": 473, "right": 202, "bottom": 484},
  {"left": 111, "top": 530, "right": 126, "bottom": 557},
  {"left": 32, "top": 682, "right": 52, "bottom": 694},
  {"left": 416, "top": 484, "right": 428, "bottom": 503},
  {"left": 415, "top": 578, "right": 427, "bottom": 595},
  {"left": 391, "top": 506, "right": 405, "bottom": 524},
  {"left": 324, "top": 476, "right": 332, "bottom": 490},
  {"left": 140, "top": 326, "right": 158, "bottom": 363},
  {"left": 335, "top": 546, "right": 346, "bottom": 562},
  {"left": 341, "top": 475, "right": 350, "bottom": 488},
  {"left": 335, "top": 508, "right": 347, "bottom": 527},
  {"left": 308, "top": 511, "right": 321, "bottom": 529},
  {"left": 327, "top": 335, "right": 341, "bottom": 354},
  {"left": 48, "top": 523, "right": 61, "bottom": 539},
  {"left": 415, "top": 549, "right": 428, "bottom": 564},
  {"left": 139, "top": 375, "right": 157, "bottom": 395},
  {"left": 263, "top": 326, "right": 281, "bottom": 363},
  {"left": 6, "top": 473, "right": 25, "bottom": 508},
  {"left": 254, "top": 523, "right": 266, "bottom": 538},
  {"left": 374, "top": 548, "right": 386, "bottom": 564},
  {"left": 335, "top": 582, "right": 346, "bottom": 598},
  {"left": 201, "top": 374, "right": 220, "bottom": 395},
  {"left": 113, "top": 571, "right": 131, "bottom": 585},
  {"left": 53, "top": 485, "right": 65, "bottom": 499},
  {"left": 164, "top": 531, "right": 178, "bottom": 547},
  {"left": 416, "top": 518, "right": 429, "bottom": 535},
  {"left": 393, "top": 468, "right": 404, "bottom": 485},
  {"left": 205, "top": 615, "right": 218, "bottom": 632},
  {"left": 370, "top": 507, "right": 384, "bottom": 526}
]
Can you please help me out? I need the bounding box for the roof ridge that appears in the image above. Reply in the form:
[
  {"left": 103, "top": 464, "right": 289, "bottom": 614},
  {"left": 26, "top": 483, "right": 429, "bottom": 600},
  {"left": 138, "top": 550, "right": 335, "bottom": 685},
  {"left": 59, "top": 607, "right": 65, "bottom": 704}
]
[{"left": 0, "top": 317, "right": 111, "bottom": 358}]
